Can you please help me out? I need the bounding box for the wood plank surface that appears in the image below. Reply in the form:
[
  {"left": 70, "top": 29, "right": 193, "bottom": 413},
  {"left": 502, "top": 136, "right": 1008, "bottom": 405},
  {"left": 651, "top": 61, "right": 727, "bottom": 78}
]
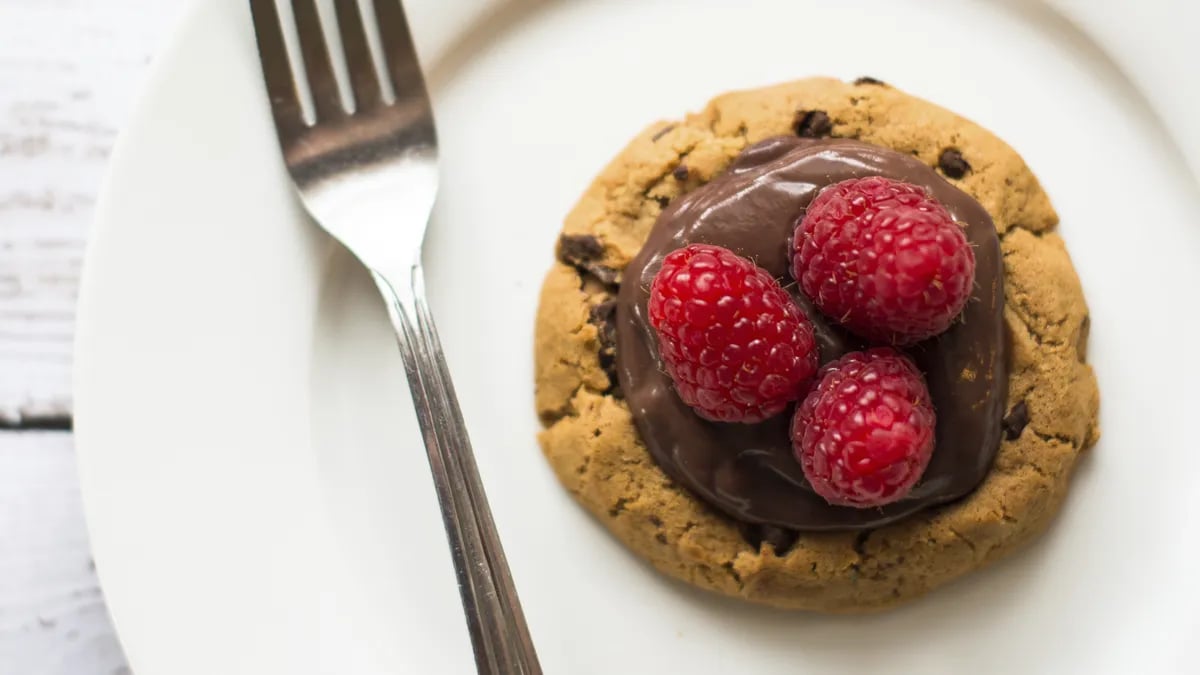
[
  {"left": 0, "top": 433, "right": 128, "bottom": 675},
  {"left": 0, "top": 0, "right": 184, "bottom": 424},
  {"left": 0, "top": 1, "right": 188, "bottom": 672}
]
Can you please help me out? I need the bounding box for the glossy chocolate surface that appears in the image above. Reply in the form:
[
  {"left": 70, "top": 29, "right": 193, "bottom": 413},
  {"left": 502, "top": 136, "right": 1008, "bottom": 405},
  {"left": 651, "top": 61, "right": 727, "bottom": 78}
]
[{"left": 615, "top": 137, "right": 1007, "bottom": 530}]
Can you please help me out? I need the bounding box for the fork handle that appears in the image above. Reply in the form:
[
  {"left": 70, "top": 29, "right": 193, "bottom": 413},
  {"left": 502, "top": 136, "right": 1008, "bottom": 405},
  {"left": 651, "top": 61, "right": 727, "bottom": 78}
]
[{"left": 373, "top": 264, "right": 542, "bottom": 675}]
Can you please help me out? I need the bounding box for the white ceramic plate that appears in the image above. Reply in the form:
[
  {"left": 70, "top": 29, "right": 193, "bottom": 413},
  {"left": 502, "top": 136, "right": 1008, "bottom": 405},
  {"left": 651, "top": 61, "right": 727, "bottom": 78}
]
[{"left": 75, "top": 0, "right": 1200, "bottom": 673}]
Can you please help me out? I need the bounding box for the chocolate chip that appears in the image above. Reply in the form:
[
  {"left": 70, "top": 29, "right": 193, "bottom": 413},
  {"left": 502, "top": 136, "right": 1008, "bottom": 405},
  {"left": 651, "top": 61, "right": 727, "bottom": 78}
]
[
  {"left": 589, "top": 300, "right": 621, "bottom": 395},
  {"left": 655, "top": 533, "right": 668, "bottom": 544},
  {"left": 938, "top": 148, "right": 971, "bottom": 179},
  {"left": 650, "top": 124, "right": 676, "bottom": 142},
  {"left": 794, "top": 110, "right": 833, "bottom": 138},
  {"left": 648, "top": 514, "right": 663, "bottom": 527},
  {"left": 588, "top": 265, "right": 620, "bottom": 285},
  {"left": 853, "top": 76, "right": 887, "bottom": 86},
  {"left": 589, "top": 300, "right": 617, "bottom": 347},
  {"left": 852, "top": 530, "right": 872, "bottom": 557},
  {"left": 672, "top": 164, "right": 689, "bottom": 181},
  {"left": 1002, "top": 401, "right": 1030, "bottom": 440},
  {"left": 558, "top": 233, "right": 603, "bottom": 263},
  {"left": 597, "top": 352, "right": 618, "bottom": 393},
  {"left": 558, "top": 234, "right": 619, "bottom": 286},
  {"left": 653, "top": 196, "right": 671, "bottom": 208},
  {"left": 737, "top": 522, "right": 798, "bottom": 555},
  {"left": 762, "top": 526, "right": 798, "bottom": 555}
]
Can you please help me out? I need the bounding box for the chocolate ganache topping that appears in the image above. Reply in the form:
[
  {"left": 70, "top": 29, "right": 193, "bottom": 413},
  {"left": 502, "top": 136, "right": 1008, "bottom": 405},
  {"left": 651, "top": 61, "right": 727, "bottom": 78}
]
[{"left": 615, "top": 137, "right": 1007, "bottom": 531}]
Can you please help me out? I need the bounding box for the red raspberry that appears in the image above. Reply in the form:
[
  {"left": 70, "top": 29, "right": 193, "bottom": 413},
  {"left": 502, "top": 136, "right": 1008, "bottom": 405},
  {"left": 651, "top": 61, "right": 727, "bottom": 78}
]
[
  {"left": 792, "top": 176, "right": 975, "bottom": 345},
  {"left": 649, "top": 244, "right": 819, "bottom": 423},
  {"left": 792, "top": 348, "right": 935, "bottom": 507}
]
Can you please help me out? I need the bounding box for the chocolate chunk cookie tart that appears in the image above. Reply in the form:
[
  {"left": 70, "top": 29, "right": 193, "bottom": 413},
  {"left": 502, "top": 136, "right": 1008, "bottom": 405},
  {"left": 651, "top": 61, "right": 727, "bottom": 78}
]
[{"left": 533, "top": 77, "right": 1099, "bottom": 612}]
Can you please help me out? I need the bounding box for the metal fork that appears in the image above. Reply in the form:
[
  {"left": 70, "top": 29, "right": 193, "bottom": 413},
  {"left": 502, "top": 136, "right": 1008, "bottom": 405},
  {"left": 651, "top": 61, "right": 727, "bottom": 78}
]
[{"left": 248, "top": 1, "right": 541, "bottom": 672}]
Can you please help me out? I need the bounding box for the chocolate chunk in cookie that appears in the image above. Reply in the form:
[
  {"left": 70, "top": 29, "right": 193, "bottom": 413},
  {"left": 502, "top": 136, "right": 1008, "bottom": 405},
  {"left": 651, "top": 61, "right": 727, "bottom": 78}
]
[
  {"left": 1002, "top": 401, "right": 1031, "bottom": 440},
  {"left": 938, "top": 148, "right": 972, "bottom": 179},
  {"left": 558, "top": 233, "right": 603, "bottom": 262},
  {"left": 558, "top": 234, "right": 619, "bottom": 285},
  {"left": 738, "top": 522, "right": 799, "bottom": 555},
  {"left": 589, "top": 300, "right": 621, "bottom": 396},
  {"left": 853, "top": 76, "right": 888, "bottom": 86},
  {"left": 794, "top": 110, "right": 834, "bottom": 138}
]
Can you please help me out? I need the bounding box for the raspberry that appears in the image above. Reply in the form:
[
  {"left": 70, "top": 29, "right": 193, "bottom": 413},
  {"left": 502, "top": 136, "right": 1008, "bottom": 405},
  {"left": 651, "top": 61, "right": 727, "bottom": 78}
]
[
  {"left": 792, "top": 348, "right": 935, "bottom": 507},
  {"left": 649, "top": 244, "right": 819, "bottom": 423},
  {"left": 792, "top": 176, "right": 975, "bottom": 345}
]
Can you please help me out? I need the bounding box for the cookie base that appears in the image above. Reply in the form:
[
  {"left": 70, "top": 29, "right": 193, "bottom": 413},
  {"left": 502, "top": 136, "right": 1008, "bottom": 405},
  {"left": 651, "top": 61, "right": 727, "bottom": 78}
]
[{"left": 534, "top": 77, "right": 1099, "bottom": 612}]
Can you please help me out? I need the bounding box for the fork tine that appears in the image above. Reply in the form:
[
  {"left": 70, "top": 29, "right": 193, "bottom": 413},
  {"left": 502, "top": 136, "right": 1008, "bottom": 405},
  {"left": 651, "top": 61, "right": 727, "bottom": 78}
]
[
  {"left": 291, "top": 0, "right": 345, "bottom": 122},
  {"left": 248, "top": 0, "right": 304, "bottom": 136},
  {"left": 334, "top": 0, "right": 383, "bottom": 111},
  {"left": 372, "top": 0, "right": 429, "bottom": 106}
]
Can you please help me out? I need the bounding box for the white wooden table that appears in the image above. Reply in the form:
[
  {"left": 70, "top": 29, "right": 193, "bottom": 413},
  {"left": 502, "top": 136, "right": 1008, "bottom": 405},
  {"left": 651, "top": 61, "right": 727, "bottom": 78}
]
[{"left": 0, "top": 1, "right": 188, "bottom": 672}]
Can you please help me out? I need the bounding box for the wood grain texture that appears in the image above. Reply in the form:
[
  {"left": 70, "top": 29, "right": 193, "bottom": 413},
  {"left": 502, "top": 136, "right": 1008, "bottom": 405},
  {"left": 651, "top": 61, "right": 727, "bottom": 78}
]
[
  {"left": 1, "top": 1, "right": 188, "bottom": 672},
  {"left": 0, "top": 0, "right": 184, "bottom": 424},
  {"left": 0, "top": 433, "right": 128, "bottom": 675}
]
